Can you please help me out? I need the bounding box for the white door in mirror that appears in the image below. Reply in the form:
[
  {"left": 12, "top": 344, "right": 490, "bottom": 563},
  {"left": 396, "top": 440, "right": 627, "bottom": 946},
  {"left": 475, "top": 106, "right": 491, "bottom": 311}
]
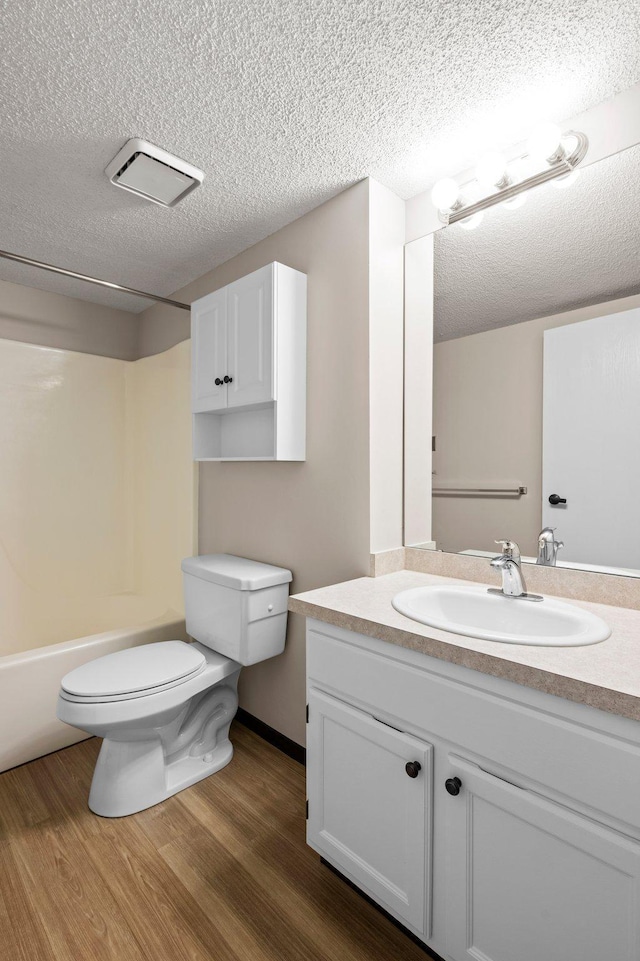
[{"left": 392, "top": 585, "right": 610, "bottom": 646}]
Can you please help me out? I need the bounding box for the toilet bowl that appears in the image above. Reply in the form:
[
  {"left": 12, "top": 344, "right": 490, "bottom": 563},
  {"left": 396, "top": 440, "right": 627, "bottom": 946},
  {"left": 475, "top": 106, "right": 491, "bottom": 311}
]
[{"left": 57, "top": 554, "right": 292, "bottom": 817}]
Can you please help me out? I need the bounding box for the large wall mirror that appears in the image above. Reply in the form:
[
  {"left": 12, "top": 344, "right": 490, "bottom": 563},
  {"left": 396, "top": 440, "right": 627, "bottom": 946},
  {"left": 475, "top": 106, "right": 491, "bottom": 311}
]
[{"left": 409, "top": 139, "right": 640, "bottom": 577}]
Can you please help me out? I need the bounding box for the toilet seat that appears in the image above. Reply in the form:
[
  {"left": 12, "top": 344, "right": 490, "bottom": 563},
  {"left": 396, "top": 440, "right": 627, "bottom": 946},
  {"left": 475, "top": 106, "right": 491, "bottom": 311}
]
[{"left": 60, "top": 641, "right": 207, "bottom": 703}]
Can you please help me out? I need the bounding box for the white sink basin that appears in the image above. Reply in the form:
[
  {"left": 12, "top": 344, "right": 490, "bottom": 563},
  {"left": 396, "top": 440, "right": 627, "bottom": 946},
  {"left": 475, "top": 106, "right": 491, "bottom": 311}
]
[{"left": 392, "top": 585, "right": 611, "bottom": 647}]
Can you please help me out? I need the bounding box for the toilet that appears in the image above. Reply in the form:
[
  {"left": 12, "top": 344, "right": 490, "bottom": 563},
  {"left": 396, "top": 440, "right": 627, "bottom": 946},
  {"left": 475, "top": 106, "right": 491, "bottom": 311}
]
[{"left": 57, "top": 554, "right": 292, "bottom": 817}]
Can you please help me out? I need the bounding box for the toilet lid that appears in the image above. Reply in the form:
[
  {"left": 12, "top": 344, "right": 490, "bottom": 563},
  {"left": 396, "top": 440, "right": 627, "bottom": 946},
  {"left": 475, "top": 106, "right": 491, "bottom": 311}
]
[{"left": 61, "top": 641, "right": 206, "bottom": 698}]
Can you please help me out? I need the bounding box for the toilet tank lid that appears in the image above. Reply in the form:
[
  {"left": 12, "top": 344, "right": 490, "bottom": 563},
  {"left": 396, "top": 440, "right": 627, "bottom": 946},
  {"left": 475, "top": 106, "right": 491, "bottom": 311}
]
[{"left": 181, "top": 554, "right": 293, "bottom": 590}]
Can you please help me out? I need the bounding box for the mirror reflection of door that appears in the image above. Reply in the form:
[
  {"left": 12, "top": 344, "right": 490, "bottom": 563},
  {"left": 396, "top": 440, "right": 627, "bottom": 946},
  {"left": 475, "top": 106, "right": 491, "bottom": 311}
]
[{"left": 542, "top": 310, "right": 640, "bottom": 571}]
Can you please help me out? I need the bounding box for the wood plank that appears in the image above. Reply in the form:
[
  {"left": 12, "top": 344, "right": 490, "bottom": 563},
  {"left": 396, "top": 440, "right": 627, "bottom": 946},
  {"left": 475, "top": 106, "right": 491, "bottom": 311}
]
[
  {"left": 0, "top": 839, "right": 53, "bottom": 961},
  {"left": 83, "top": 824, "right": 241, "bottom": 961},
  {"left": 9, "top": 819, "right": 146, "bottom": 961},
  {"left": 0, "top": 763, "right": 53, "bottom": 837},
  {"left": 177, "top": 784, "right": 427, "bottom": 961},
  {"left": 0, "top": 725, "right": 430, "bottom": 961}
]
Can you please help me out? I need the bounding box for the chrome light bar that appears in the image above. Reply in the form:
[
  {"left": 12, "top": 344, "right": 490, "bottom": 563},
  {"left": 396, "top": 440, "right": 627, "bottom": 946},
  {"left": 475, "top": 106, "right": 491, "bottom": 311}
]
[{"left": 440, "top": 131, "right": 589, "bottom": 226}]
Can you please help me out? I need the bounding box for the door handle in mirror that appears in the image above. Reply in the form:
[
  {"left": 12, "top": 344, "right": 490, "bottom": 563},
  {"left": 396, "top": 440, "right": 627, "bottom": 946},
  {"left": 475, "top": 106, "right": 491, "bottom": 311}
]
[
  {"left": 224, "top": 375, "right": 233, "bottom": 384},
  {"left": 549, "top": 494, "right": 567, "bottom": 505},
  {"left": 215, "top": 377, "right": 223, "bottom": 386}
]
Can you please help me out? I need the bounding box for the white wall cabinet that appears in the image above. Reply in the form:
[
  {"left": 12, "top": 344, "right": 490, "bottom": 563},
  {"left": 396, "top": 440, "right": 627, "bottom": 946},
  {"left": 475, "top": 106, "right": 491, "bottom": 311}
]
[
  {"left": 305, "top": 619, "right": 640, "bottom": 961},
  {"left": 192, "top": 286, "right": 228, "bottom": 413},
  {"left": 191, "top": 262, "right": 306, "bottom": 460},
  {"left": 226, "top": 266, "right": 274, "bottom": 409}
]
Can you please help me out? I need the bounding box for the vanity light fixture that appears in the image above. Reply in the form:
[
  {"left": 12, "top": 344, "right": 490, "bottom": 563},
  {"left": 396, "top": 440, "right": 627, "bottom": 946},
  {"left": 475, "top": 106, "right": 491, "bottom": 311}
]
[
  {"left": 459, "top": 211, "right": 484, "bottom": 230},
  {"left": 431, "top": 124, "right": 588, "bottom": 226}
]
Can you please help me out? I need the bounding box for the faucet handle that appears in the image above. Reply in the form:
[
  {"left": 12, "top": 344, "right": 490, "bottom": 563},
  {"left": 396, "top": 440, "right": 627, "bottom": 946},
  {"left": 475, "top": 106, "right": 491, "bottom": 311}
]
[{"left": 495, "top": 539, "right": 520, "bottom": 557}]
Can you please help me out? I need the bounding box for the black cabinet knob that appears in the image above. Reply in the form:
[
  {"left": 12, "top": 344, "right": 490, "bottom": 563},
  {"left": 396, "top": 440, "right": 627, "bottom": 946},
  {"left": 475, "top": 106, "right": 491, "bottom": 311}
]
[
  {"left": 405, "top": 761, "right": 421, "bottom": 778},
  {"left": 224, "top": 375, "right": 233, "bottom": 384},
  {"left": 215, "top": 377, "right": 223, "bottom": 386},
  {"left": 445, "top": 776, "right": 462, "bottom": 796},
  {"left": 549, "top": 494, "right": 567, "bottom": 505}
]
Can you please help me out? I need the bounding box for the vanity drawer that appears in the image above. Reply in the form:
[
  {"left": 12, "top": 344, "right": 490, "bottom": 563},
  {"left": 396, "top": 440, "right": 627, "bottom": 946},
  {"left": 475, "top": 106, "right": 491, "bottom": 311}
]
[{"left": 307, "top": 621, "right": 640, "bottom": 835}]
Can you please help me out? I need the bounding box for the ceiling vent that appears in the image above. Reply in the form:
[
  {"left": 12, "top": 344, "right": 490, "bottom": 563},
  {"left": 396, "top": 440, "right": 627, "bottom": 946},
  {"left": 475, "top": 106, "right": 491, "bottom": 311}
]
[{"left": 105, "top": 139, "right": 204, "bottom": 207}]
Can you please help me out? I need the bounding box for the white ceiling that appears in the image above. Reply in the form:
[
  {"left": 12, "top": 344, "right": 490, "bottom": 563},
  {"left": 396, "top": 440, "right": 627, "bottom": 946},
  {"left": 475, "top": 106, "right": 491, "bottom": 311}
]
[
  {"left": 434, "top": 144, "right": 640, "bottom": 341},
  {"left": 1, "top": 0, "right": 640, "bottom": 311}
]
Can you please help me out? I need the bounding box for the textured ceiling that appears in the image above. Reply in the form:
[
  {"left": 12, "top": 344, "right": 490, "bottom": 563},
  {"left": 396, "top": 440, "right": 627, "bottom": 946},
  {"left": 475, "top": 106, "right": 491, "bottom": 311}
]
[
  {"left": 434, "top": 144, "right": 640, "bottom": 341},
  {"left": 1, "top": 0, "right": 640, "bottom": 311}
]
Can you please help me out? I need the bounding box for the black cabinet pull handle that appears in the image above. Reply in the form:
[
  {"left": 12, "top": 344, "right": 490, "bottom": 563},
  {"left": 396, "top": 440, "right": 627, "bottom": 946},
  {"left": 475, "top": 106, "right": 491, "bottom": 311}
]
[
  {"left": 215, "top": 377, "right": 223, "bottom": 386},
  {"left": 445, "top": 776, "right": 462, "bottom": 796},
  {"left": 224, "top": 375, "right": 233, "bottom": 384},
  {"left": 548, "top": 494, "right": 567, "bottom": 505},
  {"left": 405, "top": 761, "right": 421, "bottom": 778}
]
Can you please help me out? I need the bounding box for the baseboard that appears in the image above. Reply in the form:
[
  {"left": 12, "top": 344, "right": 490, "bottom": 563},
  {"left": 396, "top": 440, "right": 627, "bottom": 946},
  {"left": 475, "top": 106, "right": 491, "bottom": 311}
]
[
  {"left": 235, "top": 708, "right": 306, "bottom": 765},
  {"left": 320, "top": 858, "right": 443, "bottom": 960}
]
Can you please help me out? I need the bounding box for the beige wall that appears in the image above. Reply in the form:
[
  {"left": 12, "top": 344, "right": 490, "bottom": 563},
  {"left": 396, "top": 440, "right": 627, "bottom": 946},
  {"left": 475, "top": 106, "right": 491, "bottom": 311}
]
[
  {"left": 140, "top": 180, "right": 404, "bottom": 745},
  {"left": 0, "top": 278, "right": 140, "bottom": 360},
  {"left": 125, "top": 341, "right": 197, "bottom": 613},
  {"left": 0, "top": 338, "right": 194, "bottom": 655},
  {"left": 138, "top": 299, "right": 190, "bottom": 358},
  {"left": 433, "top": 291, "right": 640, "bottom": 557}
]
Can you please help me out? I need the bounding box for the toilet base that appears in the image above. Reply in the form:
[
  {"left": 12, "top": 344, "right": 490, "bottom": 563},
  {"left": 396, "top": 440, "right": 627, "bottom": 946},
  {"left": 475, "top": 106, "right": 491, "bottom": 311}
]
[
  {"left": 89, "top": 736, "right": 234, "bottom": 817},
  {"left": 87, "top": 676, "right": 240, "bottom": 818}
]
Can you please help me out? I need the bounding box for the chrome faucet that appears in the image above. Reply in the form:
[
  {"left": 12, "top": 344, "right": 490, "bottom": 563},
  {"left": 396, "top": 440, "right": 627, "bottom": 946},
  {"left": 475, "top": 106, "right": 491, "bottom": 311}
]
[
  {"left": 489, "top": 539, "right": 542, "bottom": 601},
  {"left": 537, "top": 527, "right": 564, "bottom": 567}
]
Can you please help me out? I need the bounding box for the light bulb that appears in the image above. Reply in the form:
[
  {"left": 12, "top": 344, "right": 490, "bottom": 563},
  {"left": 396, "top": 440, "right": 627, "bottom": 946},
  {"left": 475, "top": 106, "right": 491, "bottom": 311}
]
[
  {"left": 552, "top": 169, "right": 580, "bottom": 189},
  {"left": 459, "top": 211, "right": 484, "bottom": 231},
  {"left": 527, "top": 122, "right": 563, "bottom": 163},
  {"left": 431, "top": 178, "right": 460, "bottom": 210},
  {"left": 475, "top": 152, "right": 508, "bottom": 190},
  {"left": 504, "top": 191, "right": 527, "bottom": 209}
]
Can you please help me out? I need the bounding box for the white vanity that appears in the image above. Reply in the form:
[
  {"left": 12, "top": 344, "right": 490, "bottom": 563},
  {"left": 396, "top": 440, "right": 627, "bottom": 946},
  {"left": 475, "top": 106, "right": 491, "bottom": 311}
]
[{"left": 291, "top": 570, "right": 640, "bottom": 961}]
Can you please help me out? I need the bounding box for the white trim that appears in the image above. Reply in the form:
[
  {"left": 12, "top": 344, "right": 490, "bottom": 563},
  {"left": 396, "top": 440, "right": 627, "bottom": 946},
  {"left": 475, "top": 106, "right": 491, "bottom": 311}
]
[{"left": 404, "top": 235, "right": 434, "bottom": 547}]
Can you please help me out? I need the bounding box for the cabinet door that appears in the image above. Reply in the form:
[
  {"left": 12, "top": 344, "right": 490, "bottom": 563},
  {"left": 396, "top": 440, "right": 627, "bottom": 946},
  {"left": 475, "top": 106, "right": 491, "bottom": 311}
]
[
  {"left": 191, "top": 287, "right": 227, "bottom": 411},
  {"left": 226, "top": 265, "right": 274, "bottom": 408},
  {"left": 445, "top": 755, "right": 640, "bottom": 961},
  {"left": 307, "top": 689, "right": 432, "bottom": 933}
]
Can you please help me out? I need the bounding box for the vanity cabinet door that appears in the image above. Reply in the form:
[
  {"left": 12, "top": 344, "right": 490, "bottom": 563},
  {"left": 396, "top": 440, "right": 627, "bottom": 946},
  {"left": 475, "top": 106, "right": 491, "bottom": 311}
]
[
  {"left": 445, "top": 755, "right": 640, "bottom": 961},
  {"left": 191, "top": 286, "right": 228, "bottom": 412},
  {"left": 307, "top": 689, "right": 432, "bottom": 934},
  {"left": 226, "top": 264, "right": 274, "bottom": 408}
]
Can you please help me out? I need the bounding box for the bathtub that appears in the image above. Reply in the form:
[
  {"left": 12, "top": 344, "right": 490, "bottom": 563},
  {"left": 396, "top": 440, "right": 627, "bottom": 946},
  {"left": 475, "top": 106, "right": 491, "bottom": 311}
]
[{"left": 0, "top": 599, "right": 188, "bottom": 772}]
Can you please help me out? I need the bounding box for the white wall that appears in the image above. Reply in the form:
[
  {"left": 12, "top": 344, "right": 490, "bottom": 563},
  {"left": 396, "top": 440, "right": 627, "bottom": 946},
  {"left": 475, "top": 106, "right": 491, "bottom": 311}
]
[
  {"left": 404, "top": 235, "right": 434, "bottom": 547},
  {"left": 368, "top": 180, "right": 406, "bottom": 553}
]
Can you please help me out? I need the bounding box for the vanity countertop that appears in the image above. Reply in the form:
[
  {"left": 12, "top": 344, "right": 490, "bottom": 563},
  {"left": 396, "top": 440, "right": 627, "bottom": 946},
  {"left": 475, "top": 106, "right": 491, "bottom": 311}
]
[{"left": 289, "top": 570, "right": 640, "bottom": 722}]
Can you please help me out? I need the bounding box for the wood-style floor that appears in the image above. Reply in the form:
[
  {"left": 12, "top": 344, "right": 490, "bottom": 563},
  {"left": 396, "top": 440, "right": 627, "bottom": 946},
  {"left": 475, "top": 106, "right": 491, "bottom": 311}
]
[{"left": 0, "top": 723, "right": 428, "bottom": 960}]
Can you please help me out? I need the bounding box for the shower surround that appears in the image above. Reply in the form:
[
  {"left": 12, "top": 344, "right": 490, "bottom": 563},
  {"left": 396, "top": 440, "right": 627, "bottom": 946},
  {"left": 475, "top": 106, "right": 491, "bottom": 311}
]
[{"left": 0, "top": 337, "right": 195, "bottom": 771}]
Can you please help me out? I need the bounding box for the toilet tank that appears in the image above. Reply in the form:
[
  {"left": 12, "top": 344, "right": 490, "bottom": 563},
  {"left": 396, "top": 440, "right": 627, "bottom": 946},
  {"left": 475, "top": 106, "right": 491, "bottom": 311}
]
[{"left": 181, "top": 554, "right": 293, "bottom": 666}]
